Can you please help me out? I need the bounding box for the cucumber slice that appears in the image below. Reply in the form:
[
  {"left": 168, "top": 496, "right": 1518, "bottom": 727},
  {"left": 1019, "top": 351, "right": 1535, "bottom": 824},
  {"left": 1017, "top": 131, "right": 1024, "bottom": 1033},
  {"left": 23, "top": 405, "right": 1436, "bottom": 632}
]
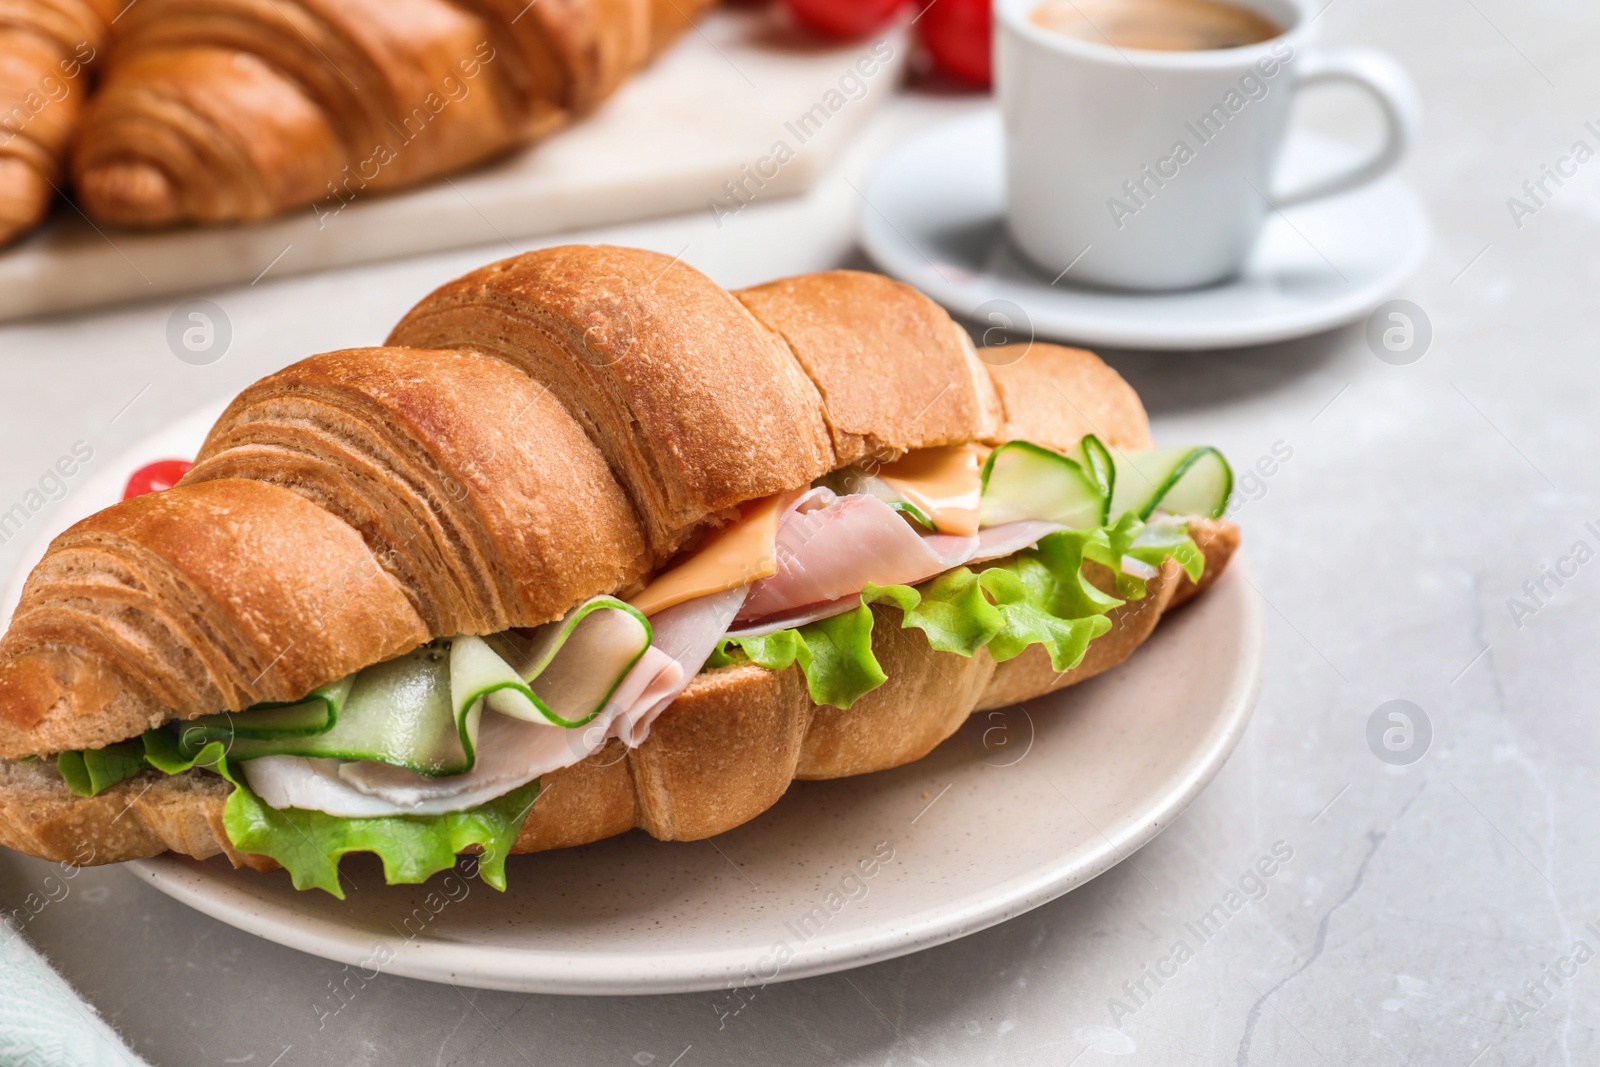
[
  {"left": 889, "top": 500, "right": 935, "bottom": 530},
  {"left": 1108, "top": 446, "right": 1233, "bottom": 521},
  {"left": 224, "top": 642, "right": 475, "bottom": 775},
  {"left": 182, "top": 677, "right": 353, "bottom": 742},
  {"left": 177, "top": 596, "right": 651, "bottom": 776},
  {"left": 479, "top": 597, "right": 651, "bottom": 728},
  {"left": 978, "top": 436, "right": 1230, "bottom": 528},
  {"left": 980, "top": 441, "right": 1106, "bottom": 530},
  {"left": 1076, "top": 435, "right": 1115, "bottom": 503}
]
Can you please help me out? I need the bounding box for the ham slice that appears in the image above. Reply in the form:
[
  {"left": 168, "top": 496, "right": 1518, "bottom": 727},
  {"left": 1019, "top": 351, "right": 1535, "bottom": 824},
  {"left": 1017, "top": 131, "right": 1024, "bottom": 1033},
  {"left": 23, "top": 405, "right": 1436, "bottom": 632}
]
[
  {"left": 242, "top": 588, "right": 748, "bottom": 817},
  {"left": 736, "top": 489, "right": 1068, "bottom": 623},
  {"left": 737, "top": 491, "right": 976, "bottom": 621},
  {"left": 721, "top": 520, "right": 1066, "bottom": 640},
  {"left": 724, "top": 596, "right": 866, "bottom": 640},
  {"left": 971, "top": 520, "right": 1070, "bottom": 563},
  {"left": 608, "top": 586, "right": 746, "bottom": 745}
]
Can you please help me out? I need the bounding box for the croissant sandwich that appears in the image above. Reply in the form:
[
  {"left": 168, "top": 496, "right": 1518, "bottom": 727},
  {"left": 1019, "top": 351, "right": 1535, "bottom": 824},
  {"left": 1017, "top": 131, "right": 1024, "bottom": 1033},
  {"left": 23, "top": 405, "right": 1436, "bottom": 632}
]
[
  {"left": 65, "top": 0, "right": 716, "bottom": 230},
  {"left": 0, "top": 245, "right": 1240, "bottom": 897}
]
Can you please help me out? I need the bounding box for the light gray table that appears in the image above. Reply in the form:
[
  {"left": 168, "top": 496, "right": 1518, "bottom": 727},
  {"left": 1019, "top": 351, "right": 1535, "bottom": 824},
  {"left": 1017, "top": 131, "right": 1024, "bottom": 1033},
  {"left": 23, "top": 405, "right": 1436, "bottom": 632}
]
[{"left": 1, "top": 1, "right": 1593, "bottom": 1063}]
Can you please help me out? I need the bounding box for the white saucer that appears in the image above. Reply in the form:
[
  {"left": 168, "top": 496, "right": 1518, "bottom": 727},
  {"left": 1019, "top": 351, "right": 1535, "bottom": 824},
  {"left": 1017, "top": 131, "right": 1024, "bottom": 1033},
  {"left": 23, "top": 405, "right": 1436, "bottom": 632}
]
[{"left": 858, "top": 110, "right": 1430, "bottom": 351}]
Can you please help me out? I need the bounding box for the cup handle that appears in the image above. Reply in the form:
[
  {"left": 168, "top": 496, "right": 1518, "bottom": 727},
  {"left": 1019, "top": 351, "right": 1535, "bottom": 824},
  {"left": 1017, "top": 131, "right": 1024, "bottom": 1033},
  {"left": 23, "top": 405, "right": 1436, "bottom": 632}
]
[{"left": 1272, "top": 48, "right": 1422, "bottom": 208}]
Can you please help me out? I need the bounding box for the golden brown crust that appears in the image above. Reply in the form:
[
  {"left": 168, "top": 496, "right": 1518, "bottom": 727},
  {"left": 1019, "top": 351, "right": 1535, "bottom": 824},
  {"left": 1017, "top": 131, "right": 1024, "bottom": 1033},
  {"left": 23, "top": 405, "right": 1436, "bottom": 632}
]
[
  {"left": 388, "top": 245, "right": 837, "bottom": 560},
  {"left": 1170, "top": 516, "right": 1240, "bottom": 608},
  {"left": 185, "top": 346, "right": 651, "bottom": 637},
  {"left": 72, "top": 45, "right": 349, "bottom": 225},
  {"left": 0, "top": 479, "right": 430, "bottom": 755},
  {"left": 981, "top": 342, "right": 1153, "bottom": 451},
  {"left": 796, "top": 603, "right": 996, "bottom": 780},
  {"left": 735, "top": 271, "right": 1002, "bottom": 466},
  {"left": 646, "top": 0, "right": 714, "bottom": 54},
  {"left": 510, "top": 740, "right": 638, "bottom": 852},
  {"left": 627, "top": 659, "right": 813, "bottom": 840},
  {"left": 74, "top": 0, "right": 519, "bottom": 225},
  {"left": 0, "top": 755, "right": 278, "bottom": 870}
]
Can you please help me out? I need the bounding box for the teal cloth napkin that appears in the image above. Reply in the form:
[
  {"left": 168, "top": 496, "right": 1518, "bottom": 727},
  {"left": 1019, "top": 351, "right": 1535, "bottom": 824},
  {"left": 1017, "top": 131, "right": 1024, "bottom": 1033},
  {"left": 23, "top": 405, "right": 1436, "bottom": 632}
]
[{"left": 0, "top": 918, "right": 149, "bottom": 1067}]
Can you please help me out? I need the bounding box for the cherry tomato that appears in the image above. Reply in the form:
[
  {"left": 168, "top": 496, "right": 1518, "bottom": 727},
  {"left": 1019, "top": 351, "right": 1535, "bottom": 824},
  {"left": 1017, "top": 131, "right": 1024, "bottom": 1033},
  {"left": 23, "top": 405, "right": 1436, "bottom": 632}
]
[
  {"left": 919, "top": 0, "right": 992, "bottom": 87},
  {"left": 123, "top": 459, "right": 191, "bottom": 500},
  {"left": 781, "top": 0, "right": 908, "bottom": 39}
]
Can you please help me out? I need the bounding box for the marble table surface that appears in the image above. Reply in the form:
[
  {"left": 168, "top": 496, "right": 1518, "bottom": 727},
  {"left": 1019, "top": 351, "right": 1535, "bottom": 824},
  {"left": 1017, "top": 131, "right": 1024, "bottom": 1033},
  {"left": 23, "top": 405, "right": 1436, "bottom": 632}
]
[{"left": 0, "top": 0, "right": 1594, "bottom": 1063}]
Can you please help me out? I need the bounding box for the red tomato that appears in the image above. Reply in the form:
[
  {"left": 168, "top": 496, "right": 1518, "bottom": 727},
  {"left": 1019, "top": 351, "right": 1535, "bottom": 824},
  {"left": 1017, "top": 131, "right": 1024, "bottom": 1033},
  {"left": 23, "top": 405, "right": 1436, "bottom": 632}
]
[
  {"left": 123, "top": 459, "right": 192, "bottom": 500},
  {"left": 781, "top": 0, "right": 907, "bottom": 39},
  {"left": 919, "top": 0, "right": 993, "bottom": 87}
]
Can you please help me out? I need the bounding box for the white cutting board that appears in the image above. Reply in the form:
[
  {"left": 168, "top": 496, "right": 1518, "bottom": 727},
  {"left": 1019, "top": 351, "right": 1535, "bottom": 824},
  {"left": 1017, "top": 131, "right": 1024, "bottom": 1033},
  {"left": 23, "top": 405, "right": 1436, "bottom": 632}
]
[{"left": 0, "top": 7, "right": 907, "bottom": 322}]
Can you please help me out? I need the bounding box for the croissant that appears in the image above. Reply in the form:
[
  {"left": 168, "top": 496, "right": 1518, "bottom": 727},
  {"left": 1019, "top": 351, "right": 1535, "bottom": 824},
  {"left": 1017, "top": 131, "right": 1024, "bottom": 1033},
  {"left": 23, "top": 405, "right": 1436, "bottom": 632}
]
[
  {"left": 0, "top": 245, "right": 1239, "bottom": 880},
  {"left": 0, "top": 0, "right": 114, "bottom": 244},
  {"left": 67, "top": 0, "right": 713, "bottom": 227}
]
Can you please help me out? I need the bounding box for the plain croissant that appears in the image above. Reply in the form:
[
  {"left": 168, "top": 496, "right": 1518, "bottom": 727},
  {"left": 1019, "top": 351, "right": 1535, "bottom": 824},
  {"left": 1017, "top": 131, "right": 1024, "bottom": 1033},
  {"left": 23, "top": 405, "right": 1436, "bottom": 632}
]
[
  {"left": 0, "top": 245, "right": 1238, "bottom": 868},
  {"left": 67, "top": 0, "right": 713, "bottom": 227},
  {"left": 0, "top": 0, "right": 113, "bottom": 244}
]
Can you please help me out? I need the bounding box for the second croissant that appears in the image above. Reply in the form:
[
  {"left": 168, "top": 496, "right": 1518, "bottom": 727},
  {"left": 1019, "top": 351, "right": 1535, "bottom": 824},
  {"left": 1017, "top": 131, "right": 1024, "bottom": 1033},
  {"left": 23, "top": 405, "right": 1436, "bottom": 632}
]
[{"left": 0, "top": 0, "right": 714, "bottom": 243}]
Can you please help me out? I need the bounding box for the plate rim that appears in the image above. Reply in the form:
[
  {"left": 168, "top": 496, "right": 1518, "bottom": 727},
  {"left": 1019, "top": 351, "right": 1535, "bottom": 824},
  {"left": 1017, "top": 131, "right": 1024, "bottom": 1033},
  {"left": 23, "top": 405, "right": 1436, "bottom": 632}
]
[{"left": 858, "top": 108, "right": 1430, "bottom": 352}]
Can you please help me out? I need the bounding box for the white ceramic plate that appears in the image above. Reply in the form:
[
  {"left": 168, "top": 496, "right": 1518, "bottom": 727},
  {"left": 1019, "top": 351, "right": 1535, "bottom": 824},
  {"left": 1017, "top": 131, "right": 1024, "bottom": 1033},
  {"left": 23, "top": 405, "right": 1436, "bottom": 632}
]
[
  {"left": 5, "top": 407, "right": 1263, "bottom": 996},
  {"left": 858, "top": 110, "right": 1430, "bottom": 351}
]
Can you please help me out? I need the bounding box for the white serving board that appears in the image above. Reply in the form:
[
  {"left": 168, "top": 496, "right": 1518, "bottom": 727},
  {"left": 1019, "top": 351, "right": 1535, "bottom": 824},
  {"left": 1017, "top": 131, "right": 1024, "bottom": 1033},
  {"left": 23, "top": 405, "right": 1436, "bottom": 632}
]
[{"left": 0, "top": 7, "right": 907, "bottom": 322}]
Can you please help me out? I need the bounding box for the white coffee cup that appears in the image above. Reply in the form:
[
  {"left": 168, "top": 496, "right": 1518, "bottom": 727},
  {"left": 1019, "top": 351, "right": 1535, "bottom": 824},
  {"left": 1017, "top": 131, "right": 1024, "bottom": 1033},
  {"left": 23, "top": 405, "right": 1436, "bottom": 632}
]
[{"left": 996, "top": 0, "right": 1421, "bottom": 290}]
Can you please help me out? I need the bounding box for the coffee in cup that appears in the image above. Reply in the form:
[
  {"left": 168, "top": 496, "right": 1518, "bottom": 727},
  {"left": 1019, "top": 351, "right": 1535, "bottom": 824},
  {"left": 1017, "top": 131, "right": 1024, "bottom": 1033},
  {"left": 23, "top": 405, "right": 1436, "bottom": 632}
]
[{"left": 1029, "top": 0, "right": 1281, "bottom": 53}]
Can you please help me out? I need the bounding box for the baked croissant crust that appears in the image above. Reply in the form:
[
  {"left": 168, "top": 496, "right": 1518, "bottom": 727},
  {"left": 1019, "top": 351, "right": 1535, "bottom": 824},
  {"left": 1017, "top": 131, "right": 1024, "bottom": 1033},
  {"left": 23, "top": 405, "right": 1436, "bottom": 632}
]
[
  {"left": 67, "top": 0, "right": 713, "bottom": 227},
  {"left": 0, "top": 245, "right": 1238, "bottom": 867},
  {"left": 0, "top": 0, "right": 114, "bottom": 244}
]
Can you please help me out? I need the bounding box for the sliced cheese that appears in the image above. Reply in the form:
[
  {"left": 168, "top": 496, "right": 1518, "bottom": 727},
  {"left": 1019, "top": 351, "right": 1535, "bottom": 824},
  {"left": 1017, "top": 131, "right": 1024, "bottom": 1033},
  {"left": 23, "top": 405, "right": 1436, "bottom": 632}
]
[
  {"left": 876, "top": 442, "right": 988, "bottom": 537},
  {"left": 627, "top": 491, "right": 792, "bottom": 616}
]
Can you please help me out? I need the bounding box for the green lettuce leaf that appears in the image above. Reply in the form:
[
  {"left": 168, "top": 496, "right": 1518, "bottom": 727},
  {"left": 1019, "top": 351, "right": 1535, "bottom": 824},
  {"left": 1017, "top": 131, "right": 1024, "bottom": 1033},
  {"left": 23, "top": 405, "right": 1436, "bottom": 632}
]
[
  {"left": 863, "top": 569, "right": 1004, "bottom": 657},
  {"left": 976, "top": 564, "right": 1113, "bottom": 669},
  {"left": 53, "top": 730, "right": 539, "bottom": 898},
  {"left": 712, "top": 627, "right": 801, "bottom": 673},
  {"left": 710, "top": 607, "right": 888, "bottom": 709},
  {"left": 55, "top": 739, "right": 148, "bottom": 797},
  {"left": 1023, "top": 527, "right": 1125, "bottom": 618},
  {"left": 711, "top": 516, "right": 1204, "bottom": 711},
  {"left": 222, "top": 770, "right": 537, "bottom": 899},
  {"left": 800, "top": 607, "right": 889, "bottom": 708},
  {"left": 1129, "top": 521, "right": 1205, "bottom": 581},
  {"left": 1089, "top": 513, "right": 1206, "bottom": 599}
]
